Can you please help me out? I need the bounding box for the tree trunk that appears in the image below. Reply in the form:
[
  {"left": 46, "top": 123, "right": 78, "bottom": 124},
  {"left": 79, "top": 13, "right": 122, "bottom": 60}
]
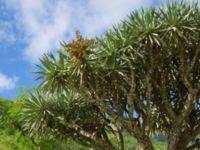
[
  {"left": 138, "top": 135, "right": 154, "bottom": 150},
  {"left": 94, "top": 138, "right": 116, "bottom": 150},
  {"left": 168, "top": 131, "right": 190, "bottom": 150},
  {"left": 168, "top": 133, "right": 188, "bottom": 150},
  {"left": 139, "top": 142, "right": 154, "bottom": 150},
  {"left": 168, "top": 133, "right": 179, "bottom": 150}
]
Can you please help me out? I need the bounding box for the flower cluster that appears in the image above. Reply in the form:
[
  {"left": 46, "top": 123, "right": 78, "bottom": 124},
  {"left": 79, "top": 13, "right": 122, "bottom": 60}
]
[{"left": 64, "top": 31, "right": 94, "bottom": 65}]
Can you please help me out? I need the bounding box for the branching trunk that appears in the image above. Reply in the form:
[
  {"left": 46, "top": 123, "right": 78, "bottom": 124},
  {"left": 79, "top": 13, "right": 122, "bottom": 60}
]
[
  {"left": 167, "top": 126, "right": 191, "bottom": 150},
  {"left": 138, "top": 135, "right": 154, "bottom": 150},
  {"left": 168, "top": 132, "right": 181, "bottom": 150}
]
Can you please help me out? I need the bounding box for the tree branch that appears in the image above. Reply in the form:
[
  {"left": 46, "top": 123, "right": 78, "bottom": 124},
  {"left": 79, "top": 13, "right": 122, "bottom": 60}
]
[
  {"left": 190, "top": 47, "right": 200, "bottom": 72},
  {"left": 160, "top": 71, "right": 177, "bottom": 121},
  {"left": 178, "top": 47, "right": 197, "bottom": 121}
]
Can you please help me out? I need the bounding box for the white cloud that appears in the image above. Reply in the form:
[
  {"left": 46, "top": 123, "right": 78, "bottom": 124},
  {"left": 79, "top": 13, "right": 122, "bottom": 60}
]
[
  {"left": 6, "top": 0, "right": 71, "bottom": 62},
  {"left": 0, "top": 20, "right": 16, "bottom": 43},
  {"left": 0, "top": 73, "right": 18, "bottom": 91},
  {"left": 6, "top": 0, "right": 154, "bottom": 63}
]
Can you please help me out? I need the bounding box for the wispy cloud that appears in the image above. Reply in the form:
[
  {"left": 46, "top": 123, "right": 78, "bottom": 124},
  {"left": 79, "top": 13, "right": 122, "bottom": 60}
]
[
  {"left": 0, "top": 72, "right": 18, "bottom": 91},
  {"left": 0, "top": 20, "right": 16, "bottom": 43},
  {"left": 6, "top": 0, "right": 154, "bottom": 63}
]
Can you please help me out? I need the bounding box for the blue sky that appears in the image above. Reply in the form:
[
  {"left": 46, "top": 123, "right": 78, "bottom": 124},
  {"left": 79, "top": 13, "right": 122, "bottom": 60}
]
[{"left": 0, "top": 0, "right": 177, "bottom": 99}]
